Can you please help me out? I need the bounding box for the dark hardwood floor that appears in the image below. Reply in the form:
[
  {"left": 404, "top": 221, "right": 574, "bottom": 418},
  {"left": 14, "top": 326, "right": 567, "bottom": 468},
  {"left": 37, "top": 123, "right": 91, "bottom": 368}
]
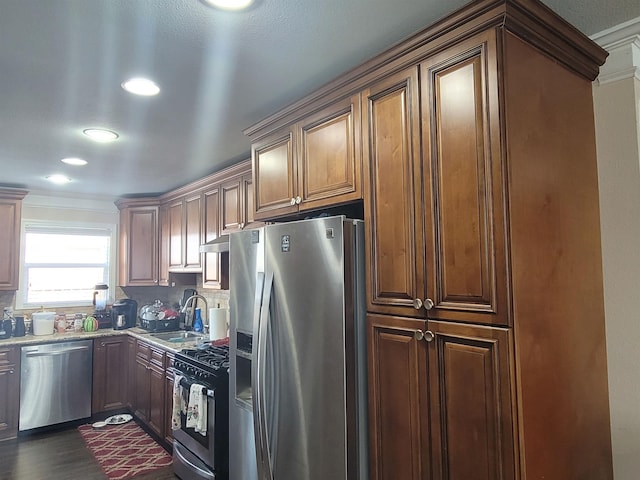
[{"left": 0, "top": 424, "right": 178, "bottom": 480}]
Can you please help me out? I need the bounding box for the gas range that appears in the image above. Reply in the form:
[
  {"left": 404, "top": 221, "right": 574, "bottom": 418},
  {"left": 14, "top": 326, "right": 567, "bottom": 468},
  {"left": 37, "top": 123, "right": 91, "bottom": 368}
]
[{"left": 174, "top": 344, "right": 229, "bottom": 388}]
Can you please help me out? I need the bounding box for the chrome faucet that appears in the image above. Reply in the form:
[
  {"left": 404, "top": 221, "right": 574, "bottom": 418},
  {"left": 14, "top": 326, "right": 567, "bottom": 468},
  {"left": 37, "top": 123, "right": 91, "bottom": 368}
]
[{"left": 181, "top": 295, "right": 208, "bottom": 332}]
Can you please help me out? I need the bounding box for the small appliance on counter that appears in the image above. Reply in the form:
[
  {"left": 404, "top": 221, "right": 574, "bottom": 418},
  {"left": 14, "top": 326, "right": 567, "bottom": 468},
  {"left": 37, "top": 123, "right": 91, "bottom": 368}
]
[
  {"left": 111, "top": 299, "right": 138, "bottom": 330},
  {"left": 139, "top": 300, "right": 180, "bottom": 332},
  {"left": 92, "top": 283, "right": 112, "bottom": 329}
]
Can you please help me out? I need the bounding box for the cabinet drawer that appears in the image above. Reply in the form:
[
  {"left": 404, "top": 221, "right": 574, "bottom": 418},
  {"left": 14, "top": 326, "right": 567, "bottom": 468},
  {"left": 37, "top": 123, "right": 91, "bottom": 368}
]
[
  {"left": 0, "top": 347, "right": 17, "bottom": 368},
  {"left": 150, "top": 347, "right": 165, "bottom": 368},
  {"left": 136, "top": 341, "right": 151, "bottom": 360}
]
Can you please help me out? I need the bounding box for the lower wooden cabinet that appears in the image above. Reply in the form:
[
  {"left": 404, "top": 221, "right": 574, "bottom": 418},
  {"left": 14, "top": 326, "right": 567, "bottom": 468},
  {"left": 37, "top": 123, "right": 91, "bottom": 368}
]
[
  {"left": 0, "top": 346, "right": 19, "bottom": 441},
  {"left": 367, "top": 314, "right": 516, "bottom": 480},
  {"left": 92, "top": 336, "right": 129, "bottom": 414},
  {"left": 164, "top": 352, "right": 175, "bottom": 447},
  {"left": 134, "top": 340, "right": 166, "bottom": 439}
]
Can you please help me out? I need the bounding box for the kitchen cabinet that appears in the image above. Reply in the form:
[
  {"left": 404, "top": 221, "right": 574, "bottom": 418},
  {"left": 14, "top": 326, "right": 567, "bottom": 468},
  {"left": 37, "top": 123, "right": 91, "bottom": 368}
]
[
  {"left": 92, "top": 336, "right": 128, "bottom": 414},
  {"left": 126, "top": 336, "right": 136, "bottom": 410},
  {"left": 220, "top": 171, "right": 259, "bottom": 234},
  {"left": 251, "top": 94, "right": 362, "bottom": 220},
  {"left": 159, "top": 204, "right": 170, "bottom": 286},
  {"left": 167, "top": 194, "right": 202, "bottom": 273},
  {"left": 133, "top": 340, "right": 166, "bottom": 439},
  {"left": 0, "top": 346, "right": 19, "bottom": 441},
  {"left": 202, "top": 186, "right": 224, "bottom": 289},
  {"left": 0, "top": 189, "right": 27, "bottom": 291},
  {"left": 367, "top": 314, "right": 515, "bottom": 480},
  {"left": 164, "top": 352, "right": 175, "bottom": 448},
  {"left": 357, "top": 0, "right": 612, "bottom": 478},
  {"left": 116, "top": 199, "right": 160, "bottom": 286}
]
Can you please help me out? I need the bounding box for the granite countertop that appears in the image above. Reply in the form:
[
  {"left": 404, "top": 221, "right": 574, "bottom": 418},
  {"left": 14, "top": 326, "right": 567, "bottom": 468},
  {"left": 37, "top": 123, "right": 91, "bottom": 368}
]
[{"left": 0, "top": 326, "right": 203, "bottom": 352}]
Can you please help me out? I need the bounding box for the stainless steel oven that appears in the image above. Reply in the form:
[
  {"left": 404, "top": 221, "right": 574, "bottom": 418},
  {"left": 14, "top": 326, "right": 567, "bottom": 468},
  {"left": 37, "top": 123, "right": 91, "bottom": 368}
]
[{"left": 173, "top": 346, "right": 229, "bottom": 480}]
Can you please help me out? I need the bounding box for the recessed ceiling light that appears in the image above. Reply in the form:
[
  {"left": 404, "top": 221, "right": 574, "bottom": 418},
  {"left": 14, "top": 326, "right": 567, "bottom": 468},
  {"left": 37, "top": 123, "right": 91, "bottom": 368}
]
[
  {"left": 46, "top": 174, "right": 72, "bottom": 185},
  {"left": 83, "top": 128, "right": 119, "bottom": 142},
  {"left": 61, "top": 157, "right": 88, "bottom": 166},
  {"left": 121, "top": 77, "right": 160, "bottom": 96},
  {"left": 200, "top": 0, "right": 254, "bottom": 10}
]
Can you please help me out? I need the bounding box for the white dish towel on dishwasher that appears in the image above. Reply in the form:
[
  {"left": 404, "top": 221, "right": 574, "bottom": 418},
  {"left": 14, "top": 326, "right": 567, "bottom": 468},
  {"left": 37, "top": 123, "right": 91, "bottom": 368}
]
[{"left": 186, "top": 383, "right": 207, "bottom": 436}]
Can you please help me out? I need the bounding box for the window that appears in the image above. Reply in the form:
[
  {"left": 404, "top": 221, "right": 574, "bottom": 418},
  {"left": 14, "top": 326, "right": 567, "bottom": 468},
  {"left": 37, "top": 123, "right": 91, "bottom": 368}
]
[{"left": 19, "top": 223, "right": 116, "bottom": 308}]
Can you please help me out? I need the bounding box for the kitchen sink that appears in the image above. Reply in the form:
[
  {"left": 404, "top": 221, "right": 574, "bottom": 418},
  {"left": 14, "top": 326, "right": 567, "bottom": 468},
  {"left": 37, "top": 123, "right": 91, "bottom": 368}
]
[{"left": 150, "top": 331, "right": 205, "bottom": 343}]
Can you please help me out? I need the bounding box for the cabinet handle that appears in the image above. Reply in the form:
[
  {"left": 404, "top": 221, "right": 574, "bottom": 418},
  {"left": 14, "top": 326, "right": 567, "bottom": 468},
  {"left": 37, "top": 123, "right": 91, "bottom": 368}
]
[
  {"left": 413, "top": 330, "right": 424, "bottom": 341},
  {"left": 101, "top": 342, "right": 105, "bottom": 347},
  {"left": 295, "top": 196, "right": 302, "bottom": 204},
  {"left": 290, "top": 198, "right": 296, "bottom": 206},
  {"left": 424, "top": 298, "right": 434, "bottom": 310},
  {"left": 424, "top": 330, "right": 435, "bottom": 342},
  {"left": 413, "top": 298, "right": 423, "bottom": 310}
]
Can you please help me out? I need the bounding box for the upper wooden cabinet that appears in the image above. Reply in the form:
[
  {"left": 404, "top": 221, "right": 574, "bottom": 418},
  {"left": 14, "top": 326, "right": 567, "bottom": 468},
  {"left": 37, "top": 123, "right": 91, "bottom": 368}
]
[
  {"left": 116, "top": 199, "right": 160, "bottom": 287},
  {"left": 251, "top": 94, "right": 362, "bottom": 220},
  {"left": 166, "top": 193, "right": 202, "bottom": 273},
  {"left": 0, "top": 189, "right": 27, "bottom": 291},
  {"left": 202, "top": 186, "right": 223, "bottom": 289},
  {"left": 364, "top": 31, "right": 508, "bottom": 326},
  {"left": 220, "top": 172, "right": 259, "bottom": 234}
]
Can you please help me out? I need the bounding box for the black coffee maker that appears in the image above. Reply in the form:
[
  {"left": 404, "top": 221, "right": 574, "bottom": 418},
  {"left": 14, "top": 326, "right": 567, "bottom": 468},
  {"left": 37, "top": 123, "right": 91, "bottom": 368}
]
[{"left": 111, "top": 299, "right": 138, "bottom": 330}]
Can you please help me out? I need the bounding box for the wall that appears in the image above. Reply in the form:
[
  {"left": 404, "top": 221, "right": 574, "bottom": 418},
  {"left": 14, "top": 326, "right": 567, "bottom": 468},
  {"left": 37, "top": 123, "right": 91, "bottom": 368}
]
[{"left": 592, "top": 18, "right": 640, "bottom": 480}]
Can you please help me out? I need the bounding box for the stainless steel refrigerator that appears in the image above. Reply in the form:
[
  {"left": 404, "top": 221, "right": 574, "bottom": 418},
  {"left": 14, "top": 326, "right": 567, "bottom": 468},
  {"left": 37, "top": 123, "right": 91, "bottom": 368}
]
[{"left": 229, "top": 215, "right": 368, "bottom": 480}]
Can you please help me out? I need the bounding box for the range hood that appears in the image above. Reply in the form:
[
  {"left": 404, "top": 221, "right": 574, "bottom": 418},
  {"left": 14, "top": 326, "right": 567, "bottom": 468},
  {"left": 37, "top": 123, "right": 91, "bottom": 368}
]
[{"left": 200, "top": 234, "right": 230, "bottom": 253}]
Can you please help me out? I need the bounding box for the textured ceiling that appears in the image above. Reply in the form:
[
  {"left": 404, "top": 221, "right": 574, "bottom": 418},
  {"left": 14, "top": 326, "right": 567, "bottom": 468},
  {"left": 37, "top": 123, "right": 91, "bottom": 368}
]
[{"left": 1, "top": 0, "right": 638, "bottom": 199}]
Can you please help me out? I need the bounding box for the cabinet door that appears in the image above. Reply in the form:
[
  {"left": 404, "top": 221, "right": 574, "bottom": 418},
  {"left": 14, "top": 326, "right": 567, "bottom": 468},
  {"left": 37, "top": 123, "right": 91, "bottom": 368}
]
[
  {"left": 134, "top": 356, "right": 151, "bottom": 423},
  {"left": 168, "top": 200, "right": 183, "bottom": 271},
  {"left": 220, "top": 179, "right": 243, "bottom": 234},
  {"left": 202, "top": 187, "right": 222, "bottom": 288},
  {"left": 252, "top": 127, "right": 298, "bottom": 220},
  {"left": 367, "top": 314, "right": 430, "bottom": 480},
  {"left": 242, "top": 175, "right": 258, "bottom": 229},
  {"left": 120, "top": 206, "right": 159, "bottom": 286},
  {"left": 0, "top": 198, "right": 22, "bottom": 290},
  {"left": 421, "top": 31, "right": 509, "bottom": 326},
  {"left": 92, "top": 336, "right": 128, "bottom": 413},
  {"left": 184, "top": 194, "right": 202, "bottom": 270},
  {"left": 427, "top": 320, "right": 516, "bottom": 480},
  {"left": 126, "top": 337, "right": 136, "bottom": 410},
  {"left": 148, "top": 363, "right": 166, "bottom": 439},
  {"left": 0, "top": 347, "right": 19, "bottom": 441},
  {"left": 164, "top": 353, "right": 175, "bottom": 447},
  {"left": 158, "top": 204, "right": 170, "bottom": 286},
  {"left": 363, "top": 67, "right": 426, "bottom": 318},
  {"left": 297, "top": 93, "right": 362, "bottom": 211}
]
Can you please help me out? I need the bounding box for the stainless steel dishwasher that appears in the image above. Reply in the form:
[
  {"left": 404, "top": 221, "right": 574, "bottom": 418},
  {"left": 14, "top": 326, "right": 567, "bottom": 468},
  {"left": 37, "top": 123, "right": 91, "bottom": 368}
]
[{"left": 19, "top": 340, "right": 93, "bottom": 431}]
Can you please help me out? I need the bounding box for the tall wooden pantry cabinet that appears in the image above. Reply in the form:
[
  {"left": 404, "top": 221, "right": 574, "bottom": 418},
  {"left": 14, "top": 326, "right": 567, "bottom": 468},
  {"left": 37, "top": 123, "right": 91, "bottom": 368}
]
[{"left": 362, "top": 1, "right": 612, "bottom": 479}]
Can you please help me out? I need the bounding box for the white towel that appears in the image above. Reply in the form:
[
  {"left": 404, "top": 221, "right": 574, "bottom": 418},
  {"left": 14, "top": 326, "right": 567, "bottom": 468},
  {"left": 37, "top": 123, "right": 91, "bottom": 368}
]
[
  {"left": 171, "top": 374, "right": 184, "bottom": 430},
  {"left": 186, "top": 383, "right": 207, "bottom": 436}
]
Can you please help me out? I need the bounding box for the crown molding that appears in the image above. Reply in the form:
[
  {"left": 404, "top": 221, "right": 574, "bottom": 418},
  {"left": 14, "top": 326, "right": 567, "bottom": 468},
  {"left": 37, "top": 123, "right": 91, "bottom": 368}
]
[{"left": 592, "top": 16, "right": 640, "bottom": 85}]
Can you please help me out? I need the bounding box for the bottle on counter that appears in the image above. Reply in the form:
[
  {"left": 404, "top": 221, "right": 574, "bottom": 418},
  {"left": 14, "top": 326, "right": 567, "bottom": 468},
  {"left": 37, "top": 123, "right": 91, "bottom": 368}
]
[{"left": 193, "top": 308, "right": 203, "bottom": 333}]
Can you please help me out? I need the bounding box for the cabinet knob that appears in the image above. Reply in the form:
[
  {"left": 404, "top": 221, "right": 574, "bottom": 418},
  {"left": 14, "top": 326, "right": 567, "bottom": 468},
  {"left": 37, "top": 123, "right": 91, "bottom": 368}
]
[
  {"left": 101, "top": 342, "right": 105, "bottom": 347},
  {"left": 9, "top": 369, "right": 14, "bottom": 374},
  {"left": 424, "top": 298, "right": 434, "bottom": 310},
  {"left": 413, "top": 298, "right": 423, "bottom": 310},
  {"left": 424, "top": 330, "right": 435, "bottom": 342},
  {"left": 295, "top": 196, "right": 302, "bottom": 205},
  {"left": 290, "top": 198, "right": 296, "bottom": 206},
  {"left": 413, "top": 330, "right": 424, "bottom": 341}
]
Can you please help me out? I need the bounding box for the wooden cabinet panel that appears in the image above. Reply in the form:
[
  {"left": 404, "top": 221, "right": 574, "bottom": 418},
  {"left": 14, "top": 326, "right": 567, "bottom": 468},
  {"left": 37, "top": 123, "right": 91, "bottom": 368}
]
[
  {"left": 92, "top": 336, "right": 128, "bottom": 414},
  {"left": 242, "top": 175, "right": 256, "bottom": 228},
  {"left": 159, "top": 204, "right": 170, "bottom": 286},
  {"left": 221, "top": 180, "right": 243, "bottom": 234},
  {"left": 168, "top": 201, "right": 183, "bottom": 270},
  {"left": 0, "top": 347, "right": 19, "bottom": 441},
  {"left": 202, "top": 187, "right": 222, "bottom": 288},
  {"left": 134, "top": 356, "right": 151, "bottom": 423},
  {"left": 118, "top": 203, "right": 159, "bottom": 286},
  {"left": 133, "top": 340, "right": 166, "bottom": 439},
  {"left": 252, "top": 130, "right": 297, "bottom": 220},
  {"left": 184, "top": 195, "right": 202, "bottom": 270},
  {"left": 421, "top": 31, "right": 508, "bottom": 326},
  {"left": 0, "top": 190, "right": 27, "bottom": 291},
  {"left": 148, "top": 363, "right": 165, "bottom": 438},
  {"left": 363, "top": 68, "right": 425, "bottom": 318},
  {"left": 164, "top": 352, "right": 175, "bottom": 447},
  {"left": 298, "top": 94, "right": 362, "bottom": 210},
  {"left": 426, "top": 320, "right": 515, "bottom": 480},
  {"left": 367, "top": 314, "right": 429, "bottom": 480},
  {"left": 126, "top": 337, "right": 136, "bottom": 410}
]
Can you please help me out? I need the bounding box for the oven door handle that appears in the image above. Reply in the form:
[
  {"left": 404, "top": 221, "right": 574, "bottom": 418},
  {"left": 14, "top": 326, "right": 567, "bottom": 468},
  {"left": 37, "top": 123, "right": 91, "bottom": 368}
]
[
  {"left": 174, "top": 441, "right": 216, "bottom": 479},
  {"left": 178, "top": 376, "right": 214, "bottom": 398}
]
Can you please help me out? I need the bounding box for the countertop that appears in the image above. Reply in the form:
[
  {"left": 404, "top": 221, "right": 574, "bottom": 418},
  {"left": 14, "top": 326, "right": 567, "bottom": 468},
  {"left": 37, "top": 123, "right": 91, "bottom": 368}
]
[{"left": 0, "top": 327, "right": 204, "bottom": 352}]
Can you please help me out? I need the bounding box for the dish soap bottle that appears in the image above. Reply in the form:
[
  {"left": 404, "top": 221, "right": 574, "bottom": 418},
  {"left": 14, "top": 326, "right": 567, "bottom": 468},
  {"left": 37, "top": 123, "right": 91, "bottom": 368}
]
[{"left": 193, "top": 308, "right": 203, "bottom": 333}]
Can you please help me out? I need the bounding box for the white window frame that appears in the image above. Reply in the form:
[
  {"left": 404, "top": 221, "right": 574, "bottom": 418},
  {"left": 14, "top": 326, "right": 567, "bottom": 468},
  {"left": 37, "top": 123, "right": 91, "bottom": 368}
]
[{"left": 16, "top": 220, "right": 118, "bottom": 310}]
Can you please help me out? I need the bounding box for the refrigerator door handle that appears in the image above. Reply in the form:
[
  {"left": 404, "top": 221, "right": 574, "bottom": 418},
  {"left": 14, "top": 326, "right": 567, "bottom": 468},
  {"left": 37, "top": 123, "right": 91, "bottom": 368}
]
[{"left": 253, "top": 271, "right": 275, "bottom": 480}]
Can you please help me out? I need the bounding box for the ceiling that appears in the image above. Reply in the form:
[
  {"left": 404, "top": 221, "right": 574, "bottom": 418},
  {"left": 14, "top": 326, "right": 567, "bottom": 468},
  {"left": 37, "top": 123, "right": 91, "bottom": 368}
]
[{"left": 1, "top": 0, "right": 639, "bottom": 200}]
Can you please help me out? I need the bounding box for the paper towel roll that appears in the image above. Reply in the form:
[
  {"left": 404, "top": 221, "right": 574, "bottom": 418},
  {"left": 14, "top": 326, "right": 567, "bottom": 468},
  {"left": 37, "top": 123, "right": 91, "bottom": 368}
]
[{"left": 208, "top": 308, "right": 228, "bottom": 341}]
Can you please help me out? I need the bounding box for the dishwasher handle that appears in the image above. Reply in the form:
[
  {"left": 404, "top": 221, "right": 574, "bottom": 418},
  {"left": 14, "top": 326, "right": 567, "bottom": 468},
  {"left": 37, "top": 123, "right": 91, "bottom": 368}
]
[{"left": 25, "top": 346, "right": 90, "bottom": 357}]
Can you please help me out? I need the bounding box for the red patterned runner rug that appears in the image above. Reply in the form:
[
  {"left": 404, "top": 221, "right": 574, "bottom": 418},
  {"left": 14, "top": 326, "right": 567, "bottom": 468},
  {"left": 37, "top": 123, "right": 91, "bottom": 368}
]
[{"left": 78, "top": 422, "right": 172, "bottom": 479}]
